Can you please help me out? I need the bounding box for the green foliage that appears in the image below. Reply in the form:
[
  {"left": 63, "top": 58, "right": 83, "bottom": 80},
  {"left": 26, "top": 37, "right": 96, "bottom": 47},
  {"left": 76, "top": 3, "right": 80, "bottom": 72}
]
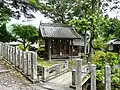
[
  {"left": 18, "top": 44, "right": 24, "bottom": 51},
  {"left": 12, "top": 24, "right": 39, "bottom": 51},
  {"left": 93, "top": 51, "right": 118, "bottom": 67},
  {"left": 92, "top": 51, "right": 120, "bottom": 89},
  {"left": 38, "top": 0, "right": 102, "bottom": 23},
  {"left": 0, "top": 4, "right": 11, "bottom": 26},
  {"left": 93, "top": 37, "right": 107, "bottom": 50},
  {"left": 69, "top": 14, "right": 111, "bottom": 50},
  {"left": 37, "top": 57, "right": 57, "bottom": 67},
  {"left": 0, "top": 24, "right": 16, "bottom": 42}
]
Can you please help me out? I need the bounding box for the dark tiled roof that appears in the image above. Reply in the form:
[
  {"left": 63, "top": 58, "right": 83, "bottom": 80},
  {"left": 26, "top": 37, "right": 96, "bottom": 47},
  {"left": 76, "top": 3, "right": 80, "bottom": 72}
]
[
  {"left": 106, "top": 39, "right": 120, "bottom": 45},
  {"left": 39, "top": 23, "right": 81, "bottom": 39}
]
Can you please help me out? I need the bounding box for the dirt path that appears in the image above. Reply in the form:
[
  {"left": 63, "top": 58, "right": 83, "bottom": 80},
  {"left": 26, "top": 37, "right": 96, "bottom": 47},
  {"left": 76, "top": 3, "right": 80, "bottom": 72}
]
[{"left": 0, "top": 59, "right": 47, "bottom": 90}]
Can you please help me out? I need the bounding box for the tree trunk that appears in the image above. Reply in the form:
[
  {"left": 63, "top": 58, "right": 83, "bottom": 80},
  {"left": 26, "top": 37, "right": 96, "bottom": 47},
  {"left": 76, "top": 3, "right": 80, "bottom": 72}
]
[{"left": 23, "top": 40, "right": 26, "bottom": 51}]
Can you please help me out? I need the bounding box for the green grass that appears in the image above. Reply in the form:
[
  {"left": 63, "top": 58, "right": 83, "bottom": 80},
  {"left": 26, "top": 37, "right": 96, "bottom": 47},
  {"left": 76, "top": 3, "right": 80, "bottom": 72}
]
[{"left": 37, "top": 57, "right": 57, "bottom": 67}]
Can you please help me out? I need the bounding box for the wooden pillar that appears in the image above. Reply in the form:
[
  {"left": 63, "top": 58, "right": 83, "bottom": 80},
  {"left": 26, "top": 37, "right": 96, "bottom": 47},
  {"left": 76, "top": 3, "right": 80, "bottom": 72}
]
[
  {"left": 71, "top": 39, "right": 73, "bottom": 60},
  {"left": 60, "top": 40, "right": 62, "bottom": 56},
  {"left": 49, "top": 38, "right": 52, "bottom": 61},
  {"left": 64, "top": 40, "right": 66, "bottom": 56},
  {"left": 69, "top": 40, "right": 71, "bottom": 57}
]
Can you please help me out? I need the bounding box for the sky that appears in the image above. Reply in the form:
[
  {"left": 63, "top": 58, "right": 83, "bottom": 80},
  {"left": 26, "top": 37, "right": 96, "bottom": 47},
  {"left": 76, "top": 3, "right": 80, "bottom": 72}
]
[
  {"left": 7, "top": 0, "right": 120, "bottom": 30},
  {"left": 7, "top": 11, "right": 52, "bottom": 29}
]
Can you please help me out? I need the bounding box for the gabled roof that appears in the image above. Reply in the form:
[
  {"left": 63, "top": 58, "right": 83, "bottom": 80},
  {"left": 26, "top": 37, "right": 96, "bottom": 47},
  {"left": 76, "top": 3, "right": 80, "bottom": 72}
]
[
  {"left": 39, "top": 23, "right": 81, "bottom": 39},
  {"left": 106, "top": 39, "right": 120, "bottom": 45}
]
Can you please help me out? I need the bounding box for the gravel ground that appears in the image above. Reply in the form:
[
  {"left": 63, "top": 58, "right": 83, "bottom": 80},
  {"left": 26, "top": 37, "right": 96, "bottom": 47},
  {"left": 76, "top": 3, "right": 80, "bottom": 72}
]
[
  {"left": 0, "top": 59, "right": 47, "bottom": 90},
  {"left": 0, "top": 59, "right": 74, "bottom": 90}
]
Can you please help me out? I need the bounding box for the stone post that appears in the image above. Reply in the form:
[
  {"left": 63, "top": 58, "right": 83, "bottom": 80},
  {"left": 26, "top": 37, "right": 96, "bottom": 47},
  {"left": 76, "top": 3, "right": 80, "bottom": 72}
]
[
  {"left": 49, "top": 39, "right": 51, "bottom": 61},
  {"left": 10, "top": 46, "right": 13, "bottom": 63},
  {"left": 76, "top": 58, "right": 82, "bottom": 90},
  {"left": 15, "top": 47, "right": 19, "bottom": 67},
  {"left": 2, "top": 43, "right": 5, "bottom": 58},
  {"left": 72, "top": 69, "right": 76, "bottom": 86},
  {"left": 91, "top": 64, "right": 96, "bottom": 90},
  {"left": 2, "top": 43, "right": 4, "bottom": 58},
  {"left": 65, "top": 60, "right": 68, "bottom": 70},
  {"left": 1, "top": 42, "right": 3, "bottom": 58},
  {"left": 105, "top": 65, "right": 111, "bottom": 90},
  {"left": 43, "top": 67, "right": 47, "bottom": 82},
  {"left": 23, "top": 52, "right": 27, "bottom": 74},
  {"left": 12, "top": 47, "right": 15, "bottom": 65},
  {"left": 19, "top": 50, "right": 23, "bottom": 70},
  {"left": 5, "top": 44, "right": 8, "bottom": 60},
  {"left": 7, "top": 46, "right": 9, "bottom": 60},
  {"left": 17, "top": 49, "right": 20, "bottom": 68},
  {"left": 31, "top": 52, "right": 37, "bottom": 80},
  {"left": 5, "top": 44, "right": 8, "bottom": 59},
  {"left": 4, "top": 43, "right": 6, "bottom": 59},
  {"left": 27, "top": 52, "right": 32, "bottom": 76}
]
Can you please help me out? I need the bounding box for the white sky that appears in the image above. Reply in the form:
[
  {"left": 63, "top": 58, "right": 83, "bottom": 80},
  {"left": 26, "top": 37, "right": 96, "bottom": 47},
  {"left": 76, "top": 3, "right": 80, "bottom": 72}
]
[
  {"left": 7, "top": 11, "right": 52, "bottom": 29},
  {"left": 7, "top": 0, "right": 120, "bottom": 30}
]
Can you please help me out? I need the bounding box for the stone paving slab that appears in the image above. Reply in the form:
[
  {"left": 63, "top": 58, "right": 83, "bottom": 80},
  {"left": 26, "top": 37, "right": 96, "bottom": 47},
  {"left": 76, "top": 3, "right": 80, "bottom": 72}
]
[{"left": 41, "top": 72, "right": 74, "bottom": 90}]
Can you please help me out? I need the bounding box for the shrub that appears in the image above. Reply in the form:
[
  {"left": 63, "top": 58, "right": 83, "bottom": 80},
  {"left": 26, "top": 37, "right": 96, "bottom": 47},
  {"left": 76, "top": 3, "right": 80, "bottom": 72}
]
[{"left": 92, "top": 51, "right": 120, "bottom": 89}]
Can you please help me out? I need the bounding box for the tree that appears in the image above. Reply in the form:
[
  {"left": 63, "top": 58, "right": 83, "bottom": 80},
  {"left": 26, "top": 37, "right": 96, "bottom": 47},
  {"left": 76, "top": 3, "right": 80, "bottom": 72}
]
[
  {"left": 38, "top": 0, "right": 77, "bottom": 23},
  {"left": 0, "top": 24, "right": 16, "bottom": 42},
  {"left": 37, "top": 0, "right": 102, "bottom": 23},
  {"left": 109, "top": 18, "right": 120, "bottom": 39},
  {"left": 0, "top": 0, "right": 11, "bottom": 26},
  {"left": 69, "top": 14, "right": 111, "bottom": 59},
  {"left": 12, "top": 24, "right": 39, "bottom": 51}
]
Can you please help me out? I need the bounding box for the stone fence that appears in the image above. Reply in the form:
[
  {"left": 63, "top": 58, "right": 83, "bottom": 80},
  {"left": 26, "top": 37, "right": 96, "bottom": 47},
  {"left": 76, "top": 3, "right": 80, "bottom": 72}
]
[
  {"left": 38, "top": 61, "right": 68, "bottom": 82},
  {"left": 71, "top": 59, "right": 112, "bottom": 90},
  {"left": 0, "top": 42, "right": 37, "bottom": 82}
]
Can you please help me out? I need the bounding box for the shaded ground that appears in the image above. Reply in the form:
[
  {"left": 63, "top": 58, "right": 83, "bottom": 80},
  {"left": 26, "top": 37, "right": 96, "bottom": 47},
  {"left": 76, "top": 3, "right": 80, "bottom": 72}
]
[{"left": 0, "top": 59, "right": 47, "bottom": 90}]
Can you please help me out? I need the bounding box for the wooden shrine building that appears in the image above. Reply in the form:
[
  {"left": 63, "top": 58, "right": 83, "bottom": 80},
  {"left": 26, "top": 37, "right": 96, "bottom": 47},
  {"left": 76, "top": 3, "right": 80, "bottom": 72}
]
[{"left": 39, "top": 23, "right": 81, "bottom": 61}]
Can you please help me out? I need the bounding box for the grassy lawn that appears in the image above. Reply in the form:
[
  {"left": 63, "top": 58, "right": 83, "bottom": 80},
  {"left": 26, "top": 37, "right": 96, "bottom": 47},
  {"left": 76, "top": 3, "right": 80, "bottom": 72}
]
[{"left": 37, "top": 57, "right": 58, "bottom": 67}]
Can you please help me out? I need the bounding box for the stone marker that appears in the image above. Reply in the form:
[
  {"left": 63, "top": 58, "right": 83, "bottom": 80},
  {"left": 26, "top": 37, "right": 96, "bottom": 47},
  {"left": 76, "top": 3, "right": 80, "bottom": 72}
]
[
  {"left": 17, "top": 49, "right": 20, "bottom": 68},
  {"left": 7, "top": 46, "right": 10, "bottom": 61},
  {"left": 6, "top": 45, "right": 8, "bottom": 60},
  {"left": 76, "top": 58, "right": 82, "bottom": 90},
  {"left": 12, "top": 47, "right": 15, "bottom": 65},
  {"left": 105, "top": 65, "right": 111, "bottom": 90},
  {"left": 19, "top": 50, "right": 23, "bottom": 70},
  {"left": 65, "top": 60, "right": 68, "bottom": 70},
  {"left": 10, "top": 46, "right": 13, "bottom": 63},
  {"left": 72, "top": 69, "right": 76, "bottom": 86},
  {"left": 43, "top": 67, "right": 47, "bottom": 81},
  {"left": 23, "top": 51, "right": 27, "bottom": 74},
  {"left": 27, "top": 52, "right": 32, "bottom": 76},
  {"left": 15, "top": 47, "right": 19, "bottom": 67},
  {"left": 91, "top": 64, "right": 96, "bottom": 90},
  {"left": 0, "top": 42, "right": 2, "bottom": 56},
  {"left": 31, "top": 51, "right": 37, "bottom": 80}
]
